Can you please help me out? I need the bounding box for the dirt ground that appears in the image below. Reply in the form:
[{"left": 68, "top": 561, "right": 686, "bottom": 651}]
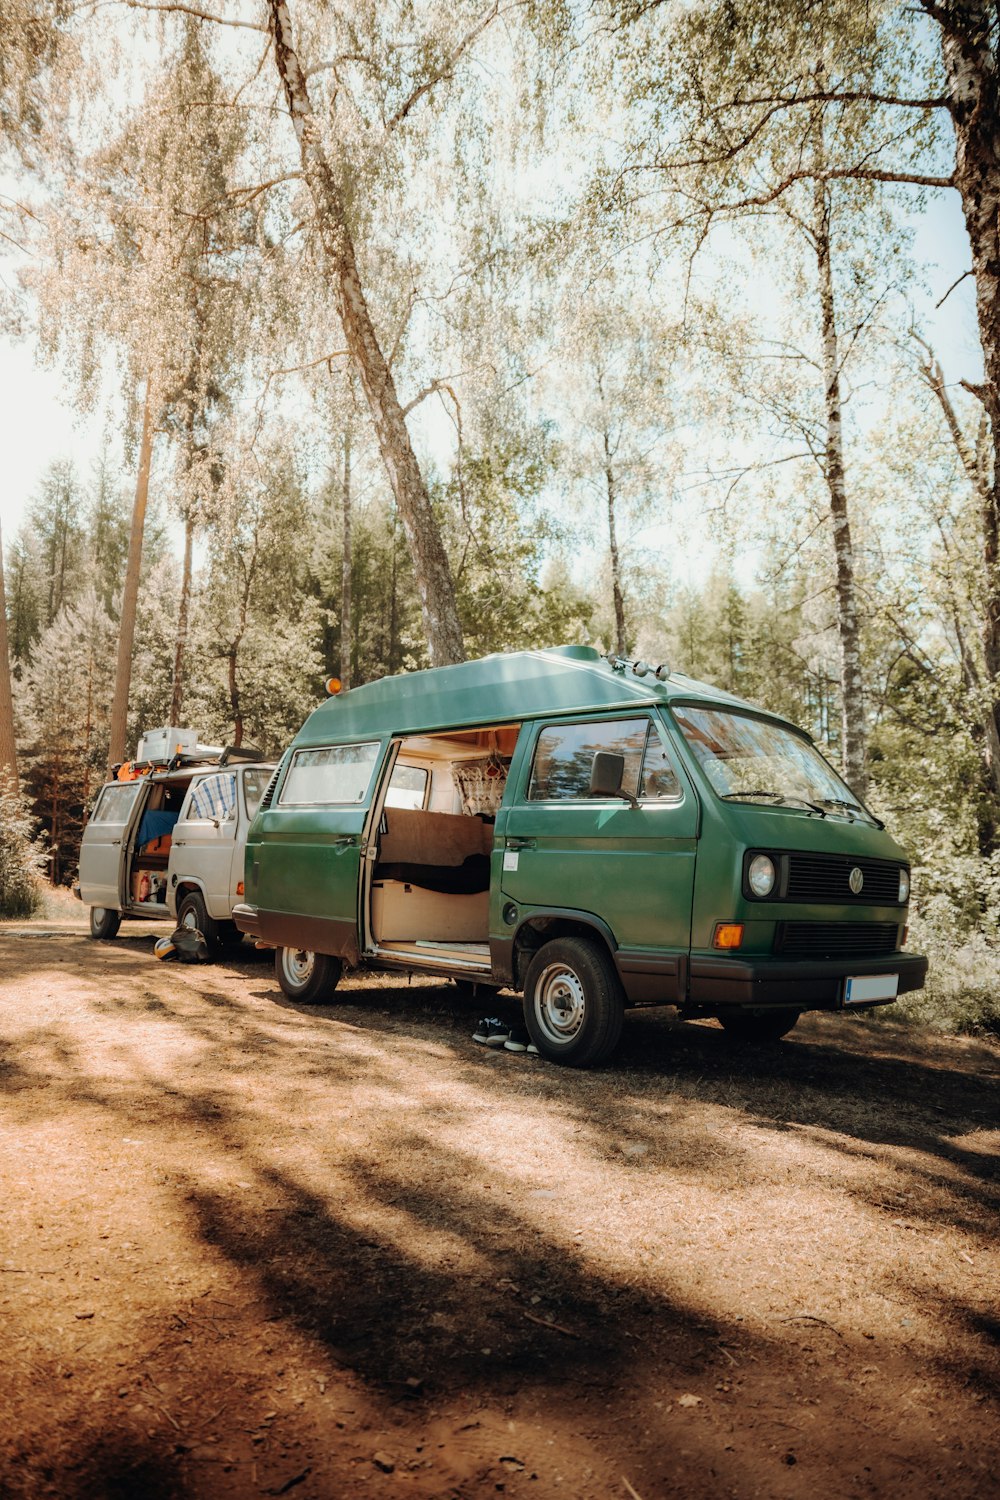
[{"left": 0, "top": 908, "right": 998, "bottom": 1500}]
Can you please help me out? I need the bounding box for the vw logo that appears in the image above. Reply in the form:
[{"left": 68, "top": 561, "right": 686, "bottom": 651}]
[{"left": 849, "top": 867, "right": 864, "bottom": 895}]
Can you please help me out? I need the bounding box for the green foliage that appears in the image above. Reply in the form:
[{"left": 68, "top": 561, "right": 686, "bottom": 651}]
[
  {"left": 0, "top": 777, "right": 45, "bottom": 918},
  {"left": 439, "top": 440, "right": 594, "bottom": 657}
]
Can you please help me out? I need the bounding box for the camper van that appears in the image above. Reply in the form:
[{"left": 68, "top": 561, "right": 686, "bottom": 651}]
[
  {"left": 234, "top": 646, "right": 926, "bottom": 1066},
  {"left": 77, "top": 734, "right": 276, "bottom": 949}
]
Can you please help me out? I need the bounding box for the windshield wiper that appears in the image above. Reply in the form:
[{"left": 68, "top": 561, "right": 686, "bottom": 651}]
[
  {"left": 720, "top": 791, "right": 826, "bottom": 815},
  {"left": 817, "top": 796, "right": 885, "bottom": 829}
]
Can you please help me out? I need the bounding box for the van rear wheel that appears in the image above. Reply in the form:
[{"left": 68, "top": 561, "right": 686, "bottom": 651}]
[
  {"left": 717, "top": 1008, "right": 801, "bottom": 1043},
  {"left": 523, "top": 936, "right": 624, "bottom": 1068},
  {"left": 89, "top": 907, "right": 121, "bottom": 941},
  {"left": 275, "top": 946, "right": 343, "bottom": 1004}
]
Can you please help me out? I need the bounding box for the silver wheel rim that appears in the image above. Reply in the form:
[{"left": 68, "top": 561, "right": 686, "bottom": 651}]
[
  {"left": 532, "top": 962, "right": 586, "bottom": 1045},
  {"left": 92, "top": 907, "right": 109, "bottom": 929},
  {"left": 180, "top": 905, "right": 199, "bottom": 931},
  {"left": 282, "top": 947, "right": 315, "bottom": 989}
]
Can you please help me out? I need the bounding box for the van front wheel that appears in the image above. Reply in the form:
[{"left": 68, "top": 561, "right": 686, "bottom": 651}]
[
  {"left": 275, "top": 946, "right": 342, "bottom": 1004},
  {"left": 89, "top": 907, "right": 121, "bottom": 940},
  {"left": 523, "top": 936, "right": 625, "bottom": 1068}
]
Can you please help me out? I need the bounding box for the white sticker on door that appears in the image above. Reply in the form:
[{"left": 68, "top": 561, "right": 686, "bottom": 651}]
[{"left": 503, "top": 851, "right": 519, "bottom": 872}]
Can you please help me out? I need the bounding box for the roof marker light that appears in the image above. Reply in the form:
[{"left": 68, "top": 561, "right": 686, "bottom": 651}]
[{"left": 325, "top": 677, "right": 343, "bottom": 696}]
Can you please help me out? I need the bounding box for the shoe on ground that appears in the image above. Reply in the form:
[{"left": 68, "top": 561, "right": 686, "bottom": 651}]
[
  {"left": 504, "top": 1026, "right": 539, "bottom": 1055},
  {"left": 473, "top": 1017, "right": 511, "bottom": 1047}
]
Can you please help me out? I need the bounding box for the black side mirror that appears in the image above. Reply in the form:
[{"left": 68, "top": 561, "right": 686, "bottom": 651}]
[{"left": 590, "top": 751, "right": 638, "bottom": 807}]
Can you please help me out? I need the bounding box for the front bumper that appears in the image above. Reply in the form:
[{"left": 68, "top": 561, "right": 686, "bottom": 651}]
[
  {"left": 232, "top": 902, "right": 262, "bottom": 939},
  {"left": 687, "top": 950, "right": 928, "bottom": 1011}
]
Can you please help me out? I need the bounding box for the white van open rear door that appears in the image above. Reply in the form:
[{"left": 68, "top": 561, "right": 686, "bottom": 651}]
[{"left": 78, "top": 781, "right": 147, "bottom": 910}]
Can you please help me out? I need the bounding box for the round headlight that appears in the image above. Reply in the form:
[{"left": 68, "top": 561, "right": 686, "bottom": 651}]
[
  {"left": 748, "top": 854, "right": 776, "bottom": 898},
  {"left": 898, "top": 868, "right": 910, "bottom": 904}
]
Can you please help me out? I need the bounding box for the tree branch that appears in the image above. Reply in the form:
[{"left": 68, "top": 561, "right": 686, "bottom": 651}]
[
  {"left": 118, "top": 0, "right": 267, "bottom": 30},
  {"left": 936, "top": 268, "right": 973, "bottom": 307},
  {"left": 402, "top": 375, "right": 463, "bottom": 418},
  {"left": 384, "top": 0, "right": 501, "bottom": 132},
  {"left": 690, "top": 163, "right": 954, "bottom": 214},
  {"left": 718, "top": 88, "right": 950, "bottom": 113}
]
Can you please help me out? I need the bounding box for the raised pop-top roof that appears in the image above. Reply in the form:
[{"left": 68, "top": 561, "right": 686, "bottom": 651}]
[{"left": 293, "top": 645, "right": 797, "bottom": 748}]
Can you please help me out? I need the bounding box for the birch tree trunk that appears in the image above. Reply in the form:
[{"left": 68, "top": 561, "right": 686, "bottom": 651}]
[
  {"left": 169, "top": 507, "right": 195, "bottom": 725},
  {"left": 914, "top": 339, "right": 1000, "bottom": 831},
  {"left": 341, "top": 426, "right": 353, "bottom": 690},
  {"left": 107, "top": 386, "right": 154, "bottom": 772},
  {"left": 268, "top": 0, "right": 465, "bottom": 667},
  {"left": 814, "top": 179, "right": 866, "bottom": 794},
  {"left": 935, "top": 6, "right": 1000, "bottom": 796},
  {"left": 602, "top": 429, "right": 628, "bottom": 657},
  {"left": 0, "top": 522, "right": 18, "bottom": 789}
]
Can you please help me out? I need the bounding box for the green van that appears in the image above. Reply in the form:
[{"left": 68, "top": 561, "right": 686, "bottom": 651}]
[{"left": 234, "top": 645, "right": 926, "bottom": 1066}]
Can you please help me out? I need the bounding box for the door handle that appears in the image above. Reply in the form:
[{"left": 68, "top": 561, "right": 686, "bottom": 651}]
[
  {"left": 173, "top": 838, "right": 186, "bottom": 847},
  {"left": 506, "top": 837, "right": 536, "bottom": 851},
  {"left": 110, "top": 838, "right": 121, "bottom": 846},
  {"left": 333, "top": 835, "right": 359, "bottom": 846}
]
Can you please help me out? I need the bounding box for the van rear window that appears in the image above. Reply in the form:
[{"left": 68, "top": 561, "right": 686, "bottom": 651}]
[{"left": 279, "top": 743, "right": 380, "bottom": 805}]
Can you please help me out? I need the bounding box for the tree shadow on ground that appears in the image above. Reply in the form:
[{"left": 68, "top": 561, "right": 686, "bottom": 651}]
[{"left": 2, "top": 936, "right": 999, "bottom": 1500}]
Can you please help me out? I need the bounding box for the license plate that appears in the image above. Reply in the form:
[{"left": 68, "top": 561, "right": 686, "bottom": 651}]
[{"left": 844, "top": 974, "right": 899, "bottom": 1005}]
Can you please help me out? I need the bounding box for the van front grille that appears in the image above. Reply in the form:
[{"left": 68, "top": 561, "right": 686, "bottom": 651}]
[
  {"left": 775, "top": 922, "right": 900, "bottom": 958},
  {"left": 785, "top": 853, "right": 903, "bottom": 905}
]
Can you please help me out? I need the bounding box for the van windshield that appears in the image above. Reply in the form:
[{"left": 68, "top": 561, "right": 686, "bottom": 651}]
[{"left": 671, "top": 705, "right": 877, "bottom": 822}]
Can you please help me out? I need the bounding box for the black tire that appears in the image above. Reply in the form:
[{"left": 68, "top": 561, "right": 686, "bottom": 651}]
[
  {"left": 177, "top": 889, "right": 222, "bottom": 953},
  {"left": 274, "top": 946, "right": 343, "bottom": 1004},
  {"left": 717, "top": 1008, "right": 801, "bottom": 1044},
  {"left": 89, "top": 906, "right": 121, "bottom": 941},
  {"left": 522, "top": 935, "right": 625, "bottom": 1067}
]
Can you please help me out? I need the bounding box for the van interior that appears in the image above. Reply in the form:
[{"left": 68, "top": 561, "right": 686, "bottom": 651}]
[
  {"left": 126, "top": 777, "right": 191, "bottom": 909},
  {"left": 367, "top": 723, "right": 521, "bottom": 970}
]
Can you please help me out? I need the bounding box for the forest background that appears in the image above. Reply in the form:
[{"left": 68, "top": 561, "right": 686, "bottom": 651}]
[{"left": 1, "top": 0, "right": 999, "bottom": 1034}]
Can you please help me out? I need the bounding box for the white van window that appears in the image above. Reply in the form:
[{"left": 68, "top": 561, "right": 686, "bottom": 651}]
[
  {"left": 529, "top": 717, "right": 679, "bottom": 801},
  {"left": 280, "top": 742, "right": 380, "bottom": 805},
  {"left": 91, "top": 782, "right": 144, "bottom": 824},
  {"left": 186, "top": 772, "right": 237, "bottom": 822}
]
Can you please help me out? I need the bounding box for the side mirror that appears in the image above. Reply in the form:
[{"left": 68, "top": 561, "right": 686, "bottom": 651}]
[{"left": 590, "top": 751, "right": 638, "bottom": 807}]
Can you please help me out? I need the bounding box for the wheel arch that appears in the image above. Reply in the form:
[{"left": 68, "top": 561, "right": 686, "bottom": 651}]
[
  {"left": 173, "top": 876, "right": 207, "bottom": 913},
  {"left": 511, "top": 908, "right": 618, "bottom": 990}
]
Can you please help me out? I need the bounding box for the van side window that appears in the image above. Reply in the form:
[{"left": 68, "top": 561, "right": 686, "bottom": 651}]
[
  {"left": 279, "top": 742, "right": 380, "bottom": 806},
  {"left": 528, "top": 718, "right": 645, "bottom": 800},
  {"left": 385, "top": 764, "right": 429, "bottom": 811},
  {"left": 528, "top": 718, "right": 682, "bottom": 802},
  {"left": 184, "top": 772, "right": 237, "bottom": 822},
  {"left": 90, "top": 783, "right": 143, "bottom": 823}
]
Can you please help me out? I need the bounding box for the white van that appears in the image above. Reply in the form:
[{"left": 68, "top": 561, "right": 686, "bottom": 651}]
[{"left": 77, "top": 756, "right": 276, "bottom": 949}]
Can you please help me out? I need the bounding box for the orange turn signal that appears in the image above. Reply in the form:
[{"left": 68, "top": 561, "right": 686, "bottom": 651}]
[
  {"left": 326, "top": 677, "right": 343, "bottom": 695},
  {"left": 236, "top": 881, "right": 244, "bottom": 896},
  {"left": 713, "top": 923, "right": 744, "bottom": 950}
]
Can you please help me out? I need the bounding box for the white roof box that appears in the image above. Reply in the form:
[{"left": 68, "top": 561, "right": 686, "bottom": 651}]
[{"left": 136, "top": 726, "right": 201, "bottom": 763}]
